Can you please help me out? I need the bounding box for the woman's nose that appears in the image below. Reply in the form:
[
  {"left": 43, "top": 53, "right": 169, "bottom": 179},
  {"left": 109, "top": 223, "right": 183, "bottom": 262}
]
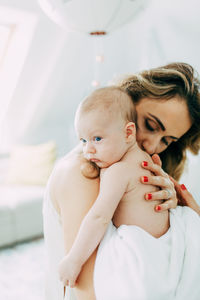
[{"left": 142, "top": 137, "right": 159, "bottom": 155}]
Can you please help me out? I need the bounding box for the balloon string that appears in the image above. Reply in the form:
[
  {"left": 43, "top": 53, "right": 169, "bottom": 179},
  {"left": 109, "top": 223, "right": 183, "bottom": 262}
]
[
  {"left": 91, "top": 35, "right": 104, "bottom": 87},
  {"left": 90, "top": 31, "right": 106, "bottom": 35}
]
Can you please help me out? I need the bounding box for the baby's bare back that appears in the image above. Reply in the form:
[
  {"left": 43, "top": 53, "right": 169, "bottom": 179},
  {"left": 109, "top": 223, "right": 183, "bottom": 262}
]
[{"left": 112, "top": 149, "right": 169, "bottom": 238}]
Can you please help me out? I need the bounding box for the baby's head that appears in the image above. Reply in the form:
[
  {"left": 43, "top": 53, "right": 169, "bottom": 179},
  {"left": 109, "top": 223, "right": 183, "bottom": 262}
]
[{"left": 75, "top": 86, "right": 136, "bottom": 168}]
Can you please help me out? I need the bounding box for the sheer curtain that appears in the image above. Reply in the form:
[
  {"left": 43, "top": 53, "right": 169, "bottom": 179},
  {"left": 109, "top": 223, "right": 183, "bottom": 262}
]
[{"left": 0, "top": 6, "right": 37, "bottom": 153}]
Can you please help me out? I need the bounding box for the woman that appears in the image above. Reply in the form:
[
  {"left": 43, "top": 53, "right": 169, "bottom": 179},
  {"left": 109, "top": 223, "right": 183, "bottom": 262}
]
[{"left": 43, "top": 62, "right": 200, "bottom": 300}]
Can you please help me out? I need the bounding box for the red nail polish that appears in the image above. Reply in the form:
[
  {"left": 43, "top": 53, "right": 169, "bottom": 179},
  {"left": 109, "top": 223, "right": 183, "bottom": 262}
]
[
  {"left": 147, "top": 193, "right": 152, "bottom": 200},
  {"left": 143, "top": 161, "right": 148, "bottom": 167},
  {"left": 156, "top": 205, "right": 161, "bottom": 211},
  {"left": 181, "top": 184, "right": 187, "bottom": 190},
  {"left": 143, "top": 176, "right": 148, "bottom": 182}
]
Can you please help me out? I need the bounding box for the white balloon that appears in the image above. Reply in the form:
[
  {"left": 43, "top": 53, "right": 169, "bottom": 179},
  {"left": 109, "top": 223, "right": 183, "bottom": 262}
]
[{"left": 38, "top": 0, "right": 148, "bottom": 34}]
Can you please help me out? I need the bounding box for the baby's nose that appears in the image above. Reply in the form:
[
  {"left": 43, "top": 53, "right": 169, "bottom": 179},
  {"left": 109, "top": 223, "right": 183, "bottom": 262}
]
[{"left": 85, "top": 142, "right": 96, "bottom": 154}]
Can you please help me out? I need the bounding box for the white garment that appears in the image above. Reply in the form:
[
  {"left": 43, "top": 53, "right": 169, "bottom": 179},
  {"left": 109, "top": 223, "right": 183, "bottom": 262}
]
[
  {"left": 43, "top": 181, "right": 200, "bottom": 300},
  {"left": 43, "top": 182, "right": 76, "bottom": 300},
  {"left": 94, "top": 206, "right": 200, "bottom": 300}
]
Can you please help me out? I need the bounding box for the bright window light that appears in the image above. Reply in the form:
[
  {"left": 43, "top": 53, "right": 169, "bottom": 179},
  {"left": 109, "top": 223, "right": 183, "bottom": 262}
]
[
  {"left": 0, "top": 6, "right": 38, "bottom": 152},
  {"left": 0, "top": 24, "right": 14, "bottom": 68}
]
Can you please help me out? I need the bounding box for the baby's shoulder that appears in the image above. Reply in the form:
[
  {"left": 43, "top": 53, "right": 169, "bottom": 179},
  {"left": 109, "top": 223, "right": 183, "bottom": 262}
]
[
  {"left": 100, "top": 161, "right": 129, "bottom": 180},
  {"left": 108, "top": 161, "right": 128, "bottom": 172},
  {"left": 122, "top": 154, "right": 150, "bottom": 183}
]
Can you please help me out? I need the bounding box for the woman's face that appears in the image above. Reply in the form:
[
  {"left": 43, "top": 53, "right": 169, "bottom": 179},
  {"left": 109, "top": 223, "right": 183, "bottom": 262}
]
[{"left": 135, "top": 96, "right": 192, "bottom": 155}]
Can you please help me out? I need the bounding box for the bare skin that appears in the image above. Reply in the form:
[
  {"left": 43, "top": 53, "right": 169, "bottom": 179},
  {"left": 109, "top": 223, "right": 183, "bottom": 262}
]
[
  {"left": 50, "top": 148, "right": 200, "bottom": 300},
  {"left": 50, "top": 148, "right": 98, "bottom": 299},
  {"left": 170, "top": 176, "right": 200, "bottom": 215},
  {"left": 49, "top": 96, "right": 200, "bottom": 299},
  {"left": 135, "top": 97, "right": 192, "bottom": 155},
  {"left": 141, "top": 154, "right": 200, "bottom": 215},
  {"left": 135, "top": 96, "right": 193, "bottom": 211}
]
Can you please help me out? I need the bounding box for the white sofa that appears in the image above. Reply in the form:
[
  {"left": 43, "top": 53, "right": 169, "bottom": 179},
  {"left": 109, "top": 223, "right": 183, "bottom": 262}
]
[
  {"left": 0, "top": 184, "right": 44, "bottom": 247},
  {"left": 0, "top": 142, "right": 56, "bottom": 248},
  {"left": 0, "top": 157, "right": 45, "bottom": 248}
]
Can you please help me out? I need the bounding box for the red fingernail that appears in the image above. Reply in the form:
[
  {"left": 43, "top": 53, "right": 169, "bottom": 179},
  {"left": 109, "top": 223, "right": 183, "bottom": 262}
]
[
  {"left": 142, "top": 161, "right": 148, "bottom": 167},
  {"left": 147, "top": 193, "right": 152, "bottom": 200},
  {"left": 143, "top": 176, "right": 148, "bottom": 182},
  {"left": 155, "top": 205, "right": 161, "bottom": 211},
  {"left": 181, "top": 184, "right": 187, "bottom": 190}
]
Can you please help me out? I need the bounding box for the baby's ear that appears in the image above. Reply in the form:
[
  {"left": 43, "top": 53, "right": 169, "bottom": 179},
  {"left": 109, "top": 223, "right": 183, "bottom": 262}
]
[{"left": 125, "top": 122, "right": 136, "bottom": 142}]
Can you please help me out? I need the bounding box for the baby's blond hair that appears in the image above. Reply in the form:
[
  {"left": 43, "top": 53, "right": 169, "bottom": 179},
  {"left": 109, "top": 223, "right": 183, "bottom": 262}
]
[{"left": 78, "top": 86, "right": 136, "bottom": 124}]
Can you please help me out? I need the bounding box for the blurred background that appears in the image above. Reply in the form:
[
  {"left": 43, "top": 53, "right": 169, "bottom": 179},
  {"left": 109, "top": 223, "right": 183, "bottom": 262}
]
[{"left": 0, "top": 0, "right": 199, "bottom": 299}]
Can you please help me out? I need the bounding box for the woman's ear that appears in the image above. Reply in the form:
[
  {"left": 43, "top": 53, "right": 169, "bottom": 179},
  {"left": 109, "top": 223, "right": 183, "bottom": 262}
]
[{"left": 125, "top": 122, "right": 136, "bottom": 142}]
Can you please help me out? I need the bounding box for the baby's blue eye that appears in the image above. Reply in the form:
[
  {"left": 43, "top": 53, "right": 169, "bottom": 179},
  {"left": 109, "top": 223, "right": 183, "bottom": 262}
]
[
  {"left": 81, "top": 138, "right": 87, "bottom": 144},
  {"left": 94, "top": 136, "right": 102, "bottom": 142}
]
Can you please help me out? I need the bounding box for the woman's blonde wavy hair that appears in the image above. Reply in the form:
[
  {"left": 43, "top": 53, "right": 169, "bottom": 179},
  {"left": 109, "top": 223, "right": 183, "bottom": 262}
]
[{"left": 119, "top": 62, "right": 200, "bottom": 180}]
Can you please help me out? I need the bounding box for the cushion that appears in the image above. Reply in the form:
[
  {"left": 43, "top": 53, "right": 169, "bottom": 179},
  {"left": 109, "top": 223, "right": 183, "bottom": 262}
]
[
  {"left": 0, "top": 156, "right": 9, "bottom": 184},
  {"left": 5, "top": 141, "right": 56, "bottom": 185}
]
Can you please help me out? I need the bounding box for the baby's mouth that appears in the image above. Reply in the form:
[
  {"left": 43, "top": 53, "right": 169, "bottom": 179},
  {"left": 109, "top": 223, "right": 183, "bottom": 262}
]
[{"left": 90, "top": 158, "right": 100, "bottom": 163}]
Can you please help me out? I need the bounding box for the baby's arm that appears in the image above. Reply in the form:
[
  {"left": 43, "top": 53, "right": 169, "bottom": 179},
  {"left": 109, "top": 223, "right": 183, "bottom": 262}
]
[{"left": 58, "top": 162, "right": 128, "bottom": 287}]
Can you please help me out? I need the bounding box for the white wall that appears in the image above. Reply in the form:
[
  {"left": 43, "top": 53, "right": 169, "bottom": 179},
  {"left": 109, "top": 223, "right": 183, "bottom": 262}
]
[{"left": 2, "top": 0, "right": 146, "bottom": 154}]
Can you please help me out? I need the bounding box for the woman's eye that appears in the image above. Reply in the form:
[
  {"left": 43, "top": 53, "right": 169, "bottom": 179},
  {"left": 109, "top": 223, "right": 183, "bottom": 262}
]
[
  {"left": 162, "top": 138, "right": 169, "bottom": 146},
  {"left": 145, "top": 120, "right": 155, "bottom": 132},
  {"left": 94, "top": 136, "right": 102, "bottom": 142}
]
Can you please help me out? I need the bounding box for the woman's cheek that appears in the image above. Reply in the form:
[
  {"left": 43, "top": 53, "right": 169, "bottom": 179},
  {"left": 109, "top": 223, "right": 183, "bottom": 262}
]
[
  {"left": 135, "top": 129, "right": 143, "bottom": 149},
  {"left": 155, "top": 144, "right": 167, "bottom": 154}
]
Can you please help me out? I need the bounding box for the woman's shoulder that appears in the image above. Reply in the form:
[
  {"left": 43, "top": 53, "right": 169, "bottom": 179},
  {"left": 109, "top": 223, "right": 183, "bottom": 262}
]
[
  {"left": 51, "top": 150, "right": 83, "bottom": 187},
  {"left": 49, "top": 146, "right": 99, "bottom": 196},
  {"left": 48, "top": 148, "right": 84, "bottom": 211},
  {"left": 49, "top": 147, "right": 99, "bottom": 213}
]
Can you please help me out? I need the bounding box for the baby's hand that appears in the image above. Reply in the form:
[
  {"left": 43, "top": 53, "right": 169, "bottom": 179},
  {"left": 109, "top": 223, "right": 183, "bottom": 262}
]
[{"left": 58, "top": 255, "right": 82, "bottom": 287}]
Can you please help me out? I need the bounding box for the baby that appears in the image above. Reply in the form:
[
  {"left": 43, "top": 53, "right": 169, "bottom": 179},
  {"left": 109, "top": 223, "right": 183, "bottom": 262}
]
[{"left": 58, "top": 86, "right": 169, "bottom": 287}]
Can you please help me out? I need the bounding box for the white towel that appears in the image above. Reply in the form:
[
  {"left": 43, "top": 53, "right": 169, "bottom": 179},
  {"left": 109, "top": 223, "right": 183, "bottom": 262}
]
[{"left": 94, "top": 206, "right": 200, "bottom": 300}]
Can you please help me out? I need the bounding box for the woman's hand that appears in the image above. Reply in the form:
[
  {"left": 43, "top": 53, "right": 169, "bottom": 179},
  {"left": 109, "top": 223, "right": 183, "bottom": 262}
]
[
  {"left": 141, "top": 154, "right": 178, "bottom": 212},
  {"left": 170, "top": 177, "right": 200, "bottom": 216}
]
